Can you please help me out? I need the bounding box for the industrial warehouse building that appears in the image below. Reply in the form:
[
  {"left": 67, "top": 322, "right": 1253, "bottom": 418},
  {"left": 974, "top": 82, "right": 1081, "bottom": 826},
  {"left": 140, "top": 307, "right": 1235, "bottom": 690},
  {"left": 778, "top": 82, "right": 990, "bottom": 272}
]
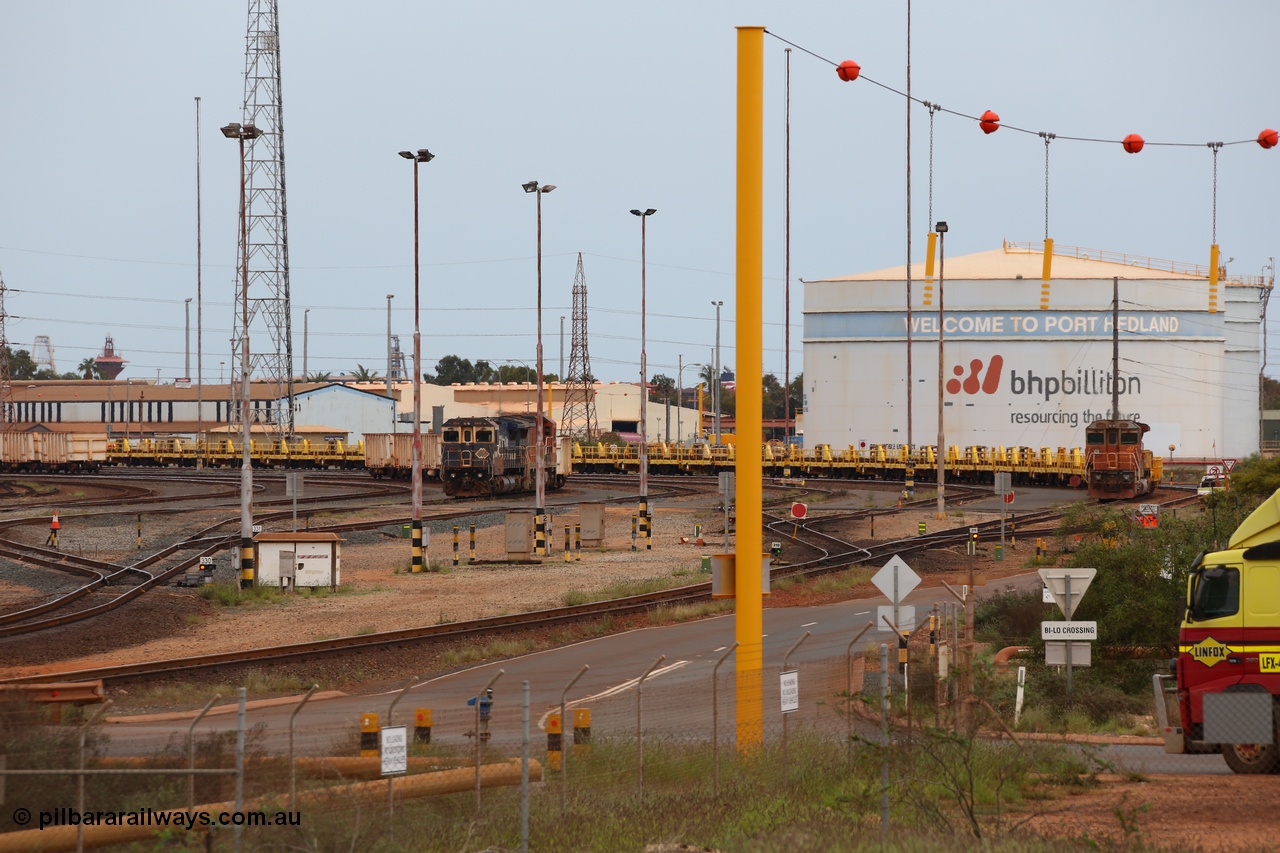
[{"left": 803, "top": 242, "right": 1271, "bottom": 459}]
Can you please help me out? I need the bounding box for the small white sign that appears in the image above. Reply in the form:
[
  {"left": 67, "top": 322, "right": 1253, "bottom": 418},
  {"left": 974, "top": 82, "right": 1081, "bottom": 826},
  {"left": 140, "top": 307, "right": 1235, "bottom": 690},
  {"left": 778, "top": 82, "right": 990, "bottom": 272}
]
[
  {"left": 780, "top": 670, "right": 799, "bottom": 714},
  {"left": 1139, "top": 503, "right": 1159, "bottom": 516},
  {"left": 199, "top": 556, "right": 215, "bottom": 566},
  {"left": 872, "top": 555, "right": 921, "bottom": 604},
  {"left": 380, "top": 725, "right": 408, "bottom": 776},
  {"left": 252, "top": 524, "right": 263, "bottom": 534},
  {"left": 1041, "top": 621, "right": 1098, "bottom": 640},
  {"left": 877, "top": 604, "right": 917, "bottom": 632}
]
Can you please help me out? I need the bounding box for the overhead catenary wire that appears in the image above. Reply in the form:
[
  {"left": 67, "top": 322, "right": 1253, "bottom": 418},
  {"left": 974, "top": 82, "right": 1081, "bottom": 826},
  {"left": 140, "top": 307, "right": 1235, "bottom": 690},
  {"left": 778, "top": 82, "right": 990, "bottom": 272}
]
[{"left": 764, "top": 29, "right": 1270, "bottom": 149}]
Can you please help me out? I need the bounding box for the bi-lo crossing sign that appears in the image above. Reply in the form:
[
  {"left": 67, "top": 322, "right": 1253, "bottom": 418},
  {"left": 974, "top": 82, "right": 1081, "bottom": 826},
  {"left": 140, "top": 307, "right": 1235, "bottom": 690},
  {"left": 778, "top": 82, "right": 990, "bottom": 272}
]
[{"left": 1038, "top": 567, "right": 1097, "bottom": 690}]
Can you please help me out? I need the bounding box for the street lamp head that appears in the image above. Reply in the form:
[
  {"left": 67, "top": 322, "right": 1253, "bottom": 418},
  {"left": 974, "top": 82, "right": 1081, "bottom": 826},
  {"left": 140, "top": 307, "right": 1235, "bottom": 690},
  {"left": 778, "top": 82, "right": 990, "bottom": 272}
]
[
  {"left": 645, "top": 208, "right": 656, "bottom": 216},
  {"left": 400, "top": 149, "right": 435, "bottom": 162},
  {"left": 630, "top": 208, "right": 658, "bottom": 217},
  {"left": 541, "top": 184, "right": 556, "bottom": 193},
  {"left": 522, "top": 181, "right": 539, "bottom": 193},
  {"left": 935, "top": 221, "right": 948, "bottom": 233},
  {"left": 221, "top": 122, "right": 263, "bottom": 140},
  {"left": 399, "top": 151, "right": 414, "bottom": 159}
]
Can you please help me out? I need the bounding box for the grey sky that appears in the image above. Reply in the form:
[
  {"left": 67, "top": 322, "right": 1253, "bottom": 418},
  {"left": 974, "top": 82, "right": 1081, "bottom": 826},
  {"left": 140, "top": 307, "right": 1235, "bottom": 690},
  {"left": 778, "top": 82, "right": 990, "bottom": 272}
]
[{"left": 1, "top": 1, "right": 1277, "bottom": 384}]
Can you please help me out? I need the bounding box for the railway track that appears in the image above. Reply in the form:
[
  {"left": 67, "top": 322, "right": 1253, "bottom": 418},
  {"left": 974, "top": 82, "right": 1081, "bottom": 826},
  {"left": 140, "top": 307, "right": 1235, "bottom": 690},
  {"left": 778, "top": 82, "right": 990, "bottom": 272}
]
[{"left": 0, "top": 480, "right": 1200, "bottom": 685}]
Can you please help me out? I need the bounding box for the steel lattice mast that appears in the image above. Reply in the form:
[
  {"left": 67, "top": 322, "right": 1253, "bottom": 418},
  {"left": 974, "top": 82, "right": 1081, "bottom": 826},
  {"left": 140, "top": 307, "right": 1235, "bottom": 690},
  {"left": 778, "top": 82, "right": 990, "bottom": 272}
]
[
  {"left": 561, "top": 253, "right": 598, "bottom": 440},
  {"left": 231, "top": 0, "right": 294, "bottom": 437}
]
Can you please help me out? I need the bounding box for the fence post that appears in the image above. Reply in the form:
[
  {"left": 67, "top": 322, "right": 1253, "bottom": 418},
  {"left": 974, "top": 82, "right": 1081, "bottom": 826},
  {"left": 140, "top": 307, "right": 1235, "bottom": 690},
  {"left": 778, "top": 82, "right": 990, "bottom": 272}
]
[
  {"left": 880, "top": 644, "right": 890, "bottom": 842},
  {"left": 521, "top": 680, "right": 530, "bottom": 853},
  {"left": 781, "top": 631, "right": 810, "bottom": 783},
  {"left": 636, "top": 655, "right": 666, "bottom": 799},
  {"left": 712, "top": 642, "right": 738, "bottom": 797},
  {"left": 78, "top": 702, "right": 110, "bottom": 853},
  {"left": 560, "top": 664, "right": 589, "bottom": 817},
  {"left": 844, "top": 624, "right": 871, "bottom": 766},
  {"left": 234, "top": 687, "right": 246, "bottom": 853},
  {"left": 474, "top": 669, "right": 504, "bottom": 813},
  {"left": 287, "top": 686, "right": 318, "bottom": 811},
  {"left": 386, "top": 676, "right": 421, "bottom": 825},
  {"left": 188, "top": 694, "right": 221, "bottom": 813}
]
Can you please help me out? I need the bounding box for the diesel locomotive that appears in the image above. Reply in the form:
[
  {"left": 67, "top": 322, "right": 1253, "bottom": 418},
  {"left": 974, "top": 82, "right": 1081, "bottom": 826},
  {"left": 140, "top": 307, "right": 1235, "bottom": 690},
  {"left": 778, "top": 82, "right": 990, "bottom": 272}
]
[
  {"left": 1084, "top": 418, "right": 1157, "bottom": 500},
  {"left": 439, "top": 413, "right": 566, "bottom": 498}
]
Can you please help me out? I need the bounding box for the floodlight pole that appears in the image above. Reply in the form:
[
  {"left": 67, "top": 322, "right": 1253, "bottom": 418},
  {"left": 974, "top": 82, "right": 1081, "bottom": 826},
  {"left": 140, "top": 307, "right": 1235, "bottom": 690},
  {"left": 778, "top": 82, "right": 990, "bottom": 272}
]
[
  {"left": 400, "top": 148, "right": 435, "bottom": 572},
  {"left": 935, "top": 221, "right": 948, "bottom": 521}
]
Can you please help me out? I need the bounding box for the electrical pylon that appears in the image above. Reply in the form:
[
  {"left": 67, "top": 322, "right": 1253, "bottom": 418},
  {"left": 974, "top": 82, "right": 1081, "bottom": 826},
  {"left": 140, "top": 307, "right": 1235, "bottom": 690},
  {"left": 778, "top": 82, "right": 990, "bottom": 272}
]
[
  {"left": 561, "top": 253, "right": 598, "bottom": 440},
  {"left": 230, "top": 0, "right": 294, "bottom": 437}
]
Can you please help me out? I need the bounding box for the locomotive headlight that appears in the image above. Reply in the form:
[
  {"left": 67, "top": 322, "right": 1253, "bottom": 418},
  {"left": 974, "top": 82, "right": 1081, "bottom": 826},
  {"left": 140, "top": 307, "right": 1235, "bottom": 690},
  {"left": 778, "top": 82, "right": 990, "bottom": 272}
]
[{"left": 476, "top": 448, "right": 490, "bottom": 459}]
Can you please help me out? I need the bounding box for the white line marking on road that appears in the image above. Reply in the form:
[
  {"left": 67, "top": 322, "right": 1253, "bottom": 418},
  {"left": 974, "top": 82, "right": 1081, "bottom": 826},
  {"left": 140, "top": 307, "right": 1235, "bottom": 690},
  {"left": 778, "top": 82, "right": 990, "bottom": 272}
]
[
  {"left": 713, "top": 646, "right": 727, "bottom": 652},
  {"left": 801, "top": 621, "right": 817, "bottom": 627},
  {"left": 854, "top": 611, "right": 870, "bottom": 616},
  {"left": 536, "top": 660, "right": 690, "bottom": 729}
]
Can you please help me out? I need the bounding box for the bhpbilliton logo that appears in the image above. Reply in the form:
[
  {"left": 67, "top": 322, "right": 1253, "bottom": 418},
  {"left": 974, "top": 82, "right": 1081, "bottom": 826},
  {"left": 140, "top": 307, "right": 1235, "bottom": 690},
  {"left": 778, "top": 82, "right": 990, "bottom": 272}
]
[{"left": 945, "top": 355, "right": 1003, "bottom": 395}]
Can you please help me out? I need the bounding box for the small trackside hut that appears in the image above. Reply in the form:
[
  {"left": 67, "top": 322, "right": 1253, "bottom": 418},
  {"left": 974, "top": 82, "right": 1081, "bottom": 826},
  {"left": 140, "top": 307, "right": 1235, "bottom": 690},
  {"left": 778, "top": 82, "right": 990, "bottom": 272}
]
[{"left": 252, "top": 532, "right": 343, "bottom": 589}]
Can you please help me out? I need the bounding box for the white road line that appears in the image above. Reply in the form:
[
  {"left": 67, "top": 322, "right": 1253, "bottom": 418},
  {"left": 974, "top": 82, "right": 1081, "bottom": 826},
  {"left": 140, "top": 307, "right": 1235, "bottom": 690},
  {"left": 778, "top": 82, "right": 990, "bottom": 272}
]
[
  {"left": 536, "top": 660, "right": 690, "bottom": 729},
  {"left": 854, "top": 611, "right": 870, "bottom": 616},
  {"left": 801, "top": 621, "right": 817, "bottom": 627},
  {"left": 713, "top": 646, "right": 727, "bottom": 652}
]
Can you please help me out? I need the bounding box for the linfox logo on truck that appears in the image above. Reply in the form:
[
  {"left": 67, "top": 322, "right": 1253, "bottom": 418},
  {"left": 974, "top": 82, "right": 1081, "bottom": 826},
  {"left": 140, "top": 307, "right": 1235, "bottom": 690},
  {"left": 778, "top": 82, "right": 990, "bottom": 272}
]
[
  {"left": 1186, "top": 636, "right": 1231, "bottom": 667},
  {"left": 945, "top": 355, "right": 1003, "bottom": 395}
]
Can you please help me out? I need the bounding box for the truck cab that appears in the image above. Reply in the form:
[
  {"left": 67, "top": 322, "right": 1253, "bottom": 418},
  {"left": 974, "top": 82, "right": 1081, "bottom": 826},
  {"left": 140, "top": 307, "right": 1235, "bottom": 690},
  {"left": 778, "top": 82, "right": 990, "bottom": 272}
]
[{"left": 1163, "top": 489, "right": 1280, "bottom": 773}]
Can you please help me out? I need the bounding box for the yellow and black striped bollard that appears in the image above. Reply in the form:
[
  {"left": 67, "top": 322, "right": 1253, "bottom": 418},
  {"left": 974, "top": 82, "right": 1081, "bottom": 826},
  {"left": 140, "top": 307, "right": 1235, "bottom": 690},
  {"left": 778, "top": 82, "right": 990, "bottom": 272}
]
[
  {"left": 547, "top": 712, "right": 563, "bottom": 771},
  {"left": 574, "top": 523, "right": 581, "bottom": 562},
  {"left": 469, "top": 523, "right": 476, "bottom": 563},
  {"left": 453, "top": 525, "right": 460, "bottom": 567},
  {"left": 411, "top": 519, "right": 423, "bottom": 573},
  {"left": 414, "top": 708, "right": 432, "bottom": 744},
  {"left": 360, "top": 713, "right": 379, "bottom": 757},
  {"left": 631, "top": 515, "right": 638, "bottom": 552},
  {"left": 573, "top": 708, "right": 591, "bottom": 759}
]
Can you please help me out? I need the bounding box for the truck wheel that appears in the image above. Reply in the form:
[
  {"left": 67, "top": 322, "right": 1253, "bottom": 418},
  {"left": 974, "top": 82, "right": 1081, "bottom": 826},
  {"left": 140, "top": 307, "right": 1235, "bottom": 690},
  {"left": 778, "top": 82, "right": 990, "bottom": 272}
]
[{"left": 1221, "top": 741, "right": 1280, "bottom": 774}]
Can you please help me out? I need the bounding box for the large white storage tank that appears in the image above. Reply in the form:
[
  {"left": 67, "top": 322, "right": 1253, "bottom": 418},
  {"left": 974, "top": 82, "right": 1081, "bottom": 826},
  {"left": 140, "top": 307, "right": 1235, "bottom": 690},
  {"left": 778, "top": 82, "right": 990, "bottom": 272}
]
[{"left": 802, "top": 242, "right": 1269, "bottom": 459}]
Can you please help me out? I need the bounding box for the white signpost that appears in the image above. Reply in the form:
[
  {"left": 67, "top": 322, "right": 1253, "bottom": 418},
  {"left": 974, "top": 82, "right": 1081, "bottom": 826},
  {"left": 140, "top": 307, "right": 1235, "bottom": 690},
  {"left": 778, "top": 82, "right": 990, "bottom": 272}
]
[
  {"left": 380, "top": 725, "right": 407, "bottom": 776},
  {"left": 872, "top": 555, "right": 921, "bottom": 633},
  {"left": 780, "top": 670, "right": 799, "bottom": 714},
  {"left": 1038, "top": 568, "right": 1097, "bottom": 690}
]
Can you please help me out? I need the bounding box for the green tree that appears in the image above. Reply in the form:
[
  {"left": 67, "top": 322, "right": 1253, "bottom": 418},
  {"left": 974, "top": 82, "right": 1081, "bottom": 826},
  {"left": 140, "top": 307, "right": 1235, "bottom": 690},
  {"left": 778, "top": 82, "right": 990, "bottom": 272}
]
[
  {"left": 1263, "top": 375, "right": 1280, "bottom": 410},
  {"left": 1057, "top": 500, "right": 1255, "bottom": 651},
  {"left": 1219, "top": 453, "right": 1280, "bottom": 504},
  {"left": 7, "top": 348, "right": 37, "bottom": 380},
  {"left": 77, "top": 358, "right": 103, "bottom": 380},
  {"left": 649, "top": 373, "right": 675, "bottom": 402},
  {"left": 304, "top": 372, "right": 333, "bottom": 383},
  {"left": 351, "top": 364, "right": 381, "bottom": 382}
]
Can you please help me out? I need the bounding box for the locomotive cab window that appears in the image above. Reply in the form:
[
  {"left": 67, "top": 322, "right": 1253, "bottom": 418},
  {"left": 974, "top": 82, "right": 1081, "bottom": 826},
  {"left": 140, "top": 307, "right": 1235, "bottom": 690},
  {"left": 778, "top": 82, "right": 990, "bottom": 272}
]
[
  {"left": 1107, "top": 429, "right": 1119, "bottom": 444},
  {"left": 463, "top": 429, "right": 473, "bottom": 443},
  {"left": 475, "top": 428, "right": 494, "bottom": 443},
  {"left": 1086, "top": 432, "right": 1104, "bottom": 445},
  {"left": 1121, "top": 432, "right": 1139, "bottom": 445},
  {"left": 443, "top": 429, "right": 461, "bottom": 442},
  {"left": 1189, "top": 565, "right": 1239, "bottom": 621}
]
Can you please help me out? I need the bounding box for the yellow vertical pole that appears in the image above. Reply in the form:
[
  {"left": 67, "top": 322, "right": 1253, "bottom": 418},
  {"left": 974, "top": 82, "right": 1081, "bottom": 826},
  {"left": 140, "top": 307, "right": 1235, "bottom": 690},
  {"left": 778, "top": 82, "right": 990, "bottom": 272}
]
[
  {"left": 1208, "top": 243, "right": 1220, "bottom": 313},
  {"left": 923, "top": 231, "right": 937, "bottom": 306},
  {"left": 735, "top": 23, "right": 765, "bottom": 751},
  {"left": 1040, "top": 237, "right": 1054, "bottom": 309}
]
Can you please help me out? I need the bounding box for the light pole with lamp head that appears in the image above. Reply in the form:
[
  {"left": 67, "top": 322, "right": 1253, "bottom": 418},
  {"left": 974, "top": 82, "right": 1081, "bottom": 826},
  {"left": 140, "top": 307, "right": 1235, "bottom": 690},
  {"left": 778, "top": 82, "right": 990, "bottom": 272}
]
[
  {"left": 399, "top": 148, "right": 434, "bottom": 573},
  {"left": 523, "top": 180, "right": 556, "bottom": 556},
  {"left": 710, "top": 301, "right": 723, "bottom": 443},
  {"left": 221, "top": 120, "right": 264, "bottom": 588},
  {"left": 631, "top": 208, "right": 657, "bottom": 548},
  {"left": 934, "top": 220, "right": 948, "bottom": 520}
]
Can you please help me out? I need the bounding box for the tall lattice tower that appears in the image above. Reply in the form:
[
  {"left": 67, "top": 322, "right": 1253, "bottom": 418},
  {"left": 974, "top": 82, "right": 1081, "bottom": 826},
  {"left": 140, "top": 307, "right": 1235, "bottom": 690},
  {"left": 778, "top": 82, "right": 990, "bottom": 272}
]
[
  {"left": 231, "top": 0, "right": 294, "bottom": 436},
  {"left": 561, "top": 253, "right": 598, "bottom": 440},
  {"left": 0, "top": 271, "right": 11, "bottom": 428}
]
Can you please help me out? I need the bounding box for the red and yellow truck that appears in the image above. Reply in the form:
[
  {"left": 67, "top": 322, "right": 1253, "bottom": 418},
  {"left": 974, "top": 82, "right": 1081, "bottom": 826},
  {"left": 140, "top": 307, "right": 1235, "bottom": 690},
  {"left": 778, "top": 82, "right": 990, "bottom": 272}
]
[{"left": 1159, "top": 490, "right": 1280, "bottom": 773}]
